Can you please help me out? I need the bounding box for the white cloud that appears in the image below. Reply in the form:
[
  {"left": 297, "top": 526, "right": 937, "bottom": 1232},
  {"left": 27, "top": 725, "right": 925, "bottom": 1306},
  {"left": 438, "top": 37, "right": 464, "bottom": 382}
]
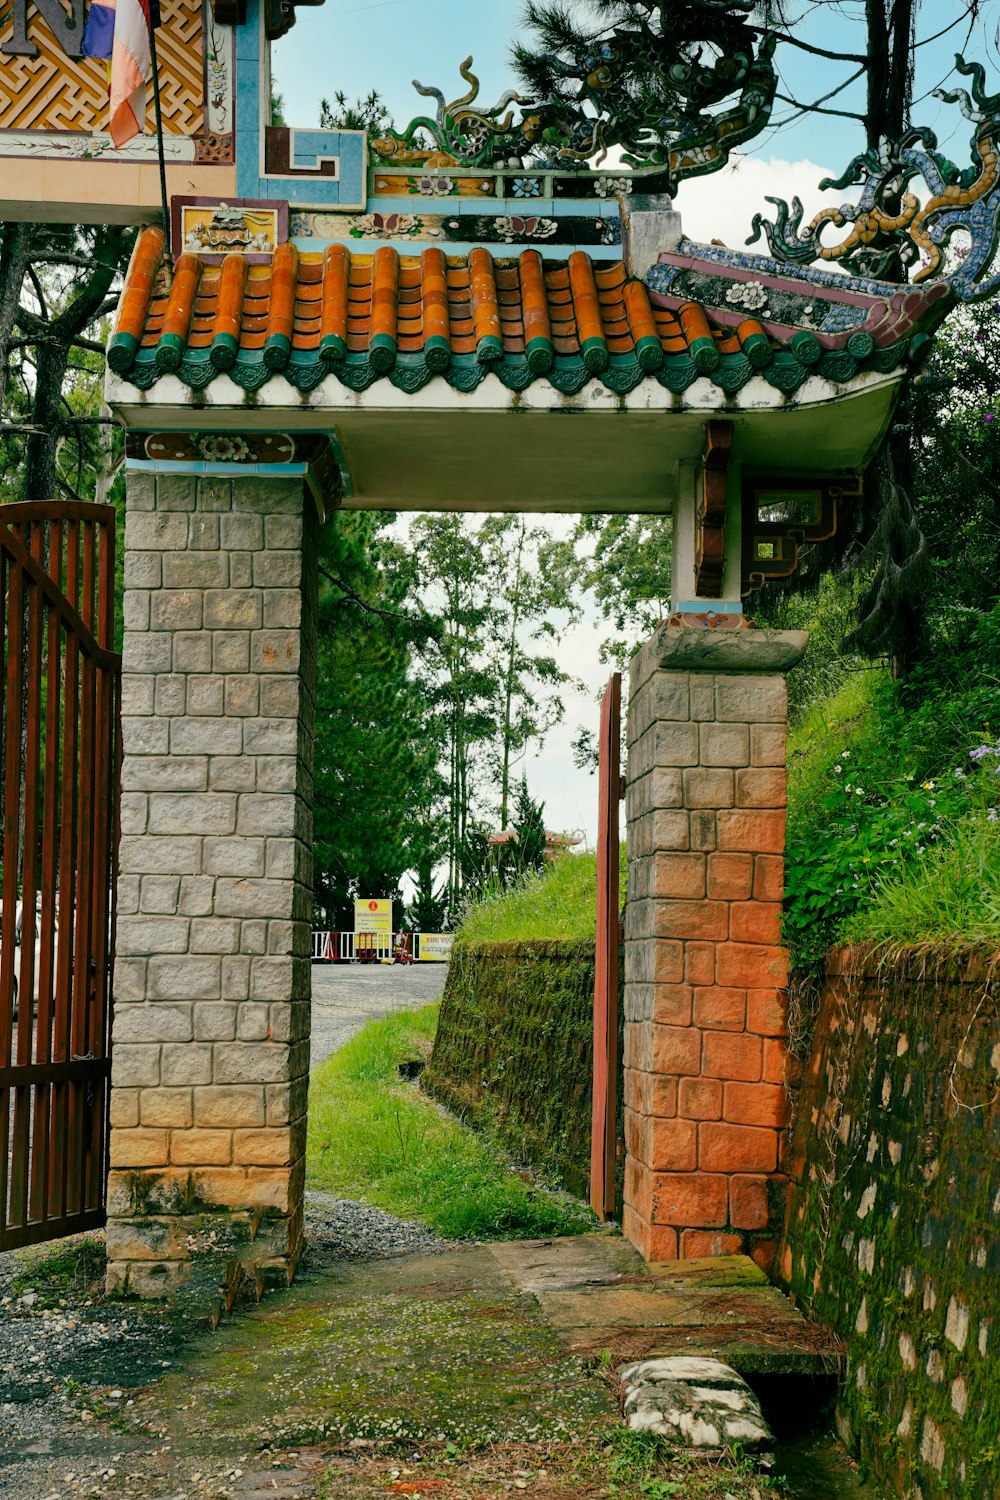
[{"left": 673, "top": 153, "right": 837, "bottom": 253}]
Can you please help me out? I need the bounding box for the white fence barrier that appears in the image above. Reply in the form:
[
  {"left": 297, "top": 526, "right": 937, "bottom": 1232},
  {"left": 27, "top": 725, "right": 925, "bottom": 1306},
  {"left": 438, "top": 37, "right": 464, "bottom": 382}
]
[{"left": 311, "top": 931, "right": 453, "bottom": 963}]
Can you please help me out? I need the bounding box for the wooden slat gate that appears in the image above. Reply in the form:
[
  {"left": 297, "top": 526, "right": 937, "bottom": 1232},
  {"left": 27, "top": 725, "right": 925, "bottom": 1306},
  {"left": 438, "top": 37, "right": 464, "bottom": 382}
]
[
  {"left": 591, "top": 670, "right": 622, "bottom": 1219},
  {"left": 0, "top": 502, "right": 121, "bottom": 1251}
]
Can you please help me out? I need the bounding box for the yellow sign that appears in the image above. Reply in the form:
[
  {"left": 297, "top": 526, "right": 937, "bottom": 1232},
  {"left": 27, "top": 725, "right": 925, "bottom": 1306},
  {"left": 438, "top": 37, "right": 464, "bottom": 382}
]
[
  {"left": 354, "top": 898, "right": 392, "bottom": 937},
  {"left": 180, "top": 204, "right": 280, "bottom": 257},
  {"left": 418, "top": 933, "right": 453, "bottom": 962}
]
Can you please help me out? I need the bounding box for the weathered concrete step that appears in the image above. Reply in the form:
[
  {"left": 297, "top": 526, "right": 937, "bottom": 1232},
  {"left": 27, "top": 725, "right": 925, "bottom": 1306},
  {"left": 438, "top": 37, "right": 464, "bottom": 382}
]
[{"left": 490, "top": 1236, "right": 841, "bottom": 1378}]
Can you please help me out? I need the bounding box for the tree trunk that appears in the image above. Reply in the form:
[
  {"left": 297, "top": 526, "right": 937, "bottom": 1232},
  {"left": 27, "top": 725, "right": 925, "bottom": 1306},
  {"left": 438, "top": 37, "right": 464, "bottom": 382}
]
[
  {"left": 499, "top": 527, "right": 525, "bottom": 829},
  {"left": 24, "top": 337, "right": 66, "bottom": 501},
  {"left": 0, "top": 223, "right": 31, "bottom": 417}
]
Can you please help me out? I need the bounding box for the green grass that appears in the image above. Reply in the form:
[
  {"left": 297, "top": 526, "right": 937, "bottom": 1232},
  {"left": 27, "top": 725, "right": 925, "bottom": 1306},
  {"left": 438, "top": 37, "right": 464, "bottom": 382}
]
[
  {"left": 845, "top": 813, "right": 1000, "bottom": 946},
  {"left": 785, "top": 659, "right": 1000, "bottom": 964},
  {"left": 306, "top": 1004, "right": 596, "bottom": 1239},
  {"left": 786, "top": 669, "right": 880, "bottom": 798},
  {"left": 317, "top": 1428, "right": 792, "bottom": 1499},
  {"left": 455, "top": 848, "right": 627, "bottom": 945}
]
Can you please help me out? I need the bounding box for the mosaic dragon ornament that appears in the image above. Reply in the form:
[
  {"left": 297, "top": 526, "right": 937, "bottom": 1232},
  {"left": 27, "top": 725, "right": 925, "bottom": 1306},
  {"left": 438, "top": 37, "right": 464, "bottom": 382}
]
[
  {"left": 747, "top": 56, "right": 1000, "bottom": 302},
  {"left": 371, "top": 58, "right": 526, "bottom": 168},
  {"left": 372, "top": 0, "right": 777, "bottom": 182}
]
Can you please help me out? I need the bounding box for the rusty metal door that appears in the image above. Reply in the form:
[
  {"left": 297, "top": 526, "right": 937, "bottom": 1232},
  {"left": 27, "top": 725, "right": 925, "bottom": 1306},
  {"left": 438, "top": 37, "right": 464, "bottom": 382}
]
[
  {"left": 0, "top": 503, "right": 121, "bottom": 1250},
  {"left": 591, "top": 670, "right": 622, "bottom": 1220}
]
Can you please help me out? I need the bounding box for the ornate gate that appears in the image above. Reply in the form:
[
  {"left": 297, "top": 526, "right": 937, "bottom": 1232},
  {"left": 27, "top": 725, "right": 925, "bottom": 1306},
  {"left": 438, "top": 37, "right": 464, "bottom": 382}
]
[
  {"left": 591, "top": 671, "right": 622, "bottom": 1219},
  {"left": 0, "top": 503, "right": 121, "bottom": 1251}
]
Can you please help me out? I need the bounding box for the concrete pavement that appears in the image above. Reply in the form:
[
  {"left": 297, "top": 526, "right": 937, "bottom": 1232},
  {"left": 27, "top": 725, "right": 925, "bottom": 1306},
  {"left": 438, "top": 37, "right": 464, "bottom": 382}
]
[{"left": 309, "top": 961, "right": 448, "bottom": 1068}]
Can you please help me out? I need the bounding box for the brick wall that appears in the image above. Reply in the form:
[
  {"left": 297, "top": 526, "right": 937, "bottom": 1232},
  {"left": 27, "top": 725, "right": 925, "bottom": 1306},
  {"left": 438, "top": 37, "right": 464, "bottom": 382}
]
[
  {"left": 107, "top": 470, "right": 318, "bottom": 1297},
  {"left": 780, "top": 949, "right": 1000, "bottom": 1498},
  {"left": 622, "top": 627, "right": 798, "bottom": 1265}
]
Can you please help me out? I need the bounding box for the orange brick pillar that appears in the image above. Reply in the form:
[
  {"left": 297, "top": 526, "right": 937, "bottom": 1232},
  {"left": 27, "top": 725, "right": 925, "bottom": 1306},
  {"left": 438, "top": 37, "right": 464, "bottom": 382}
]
[{"left": 622, "top": 621, "right": 807, "bottom": 1266}]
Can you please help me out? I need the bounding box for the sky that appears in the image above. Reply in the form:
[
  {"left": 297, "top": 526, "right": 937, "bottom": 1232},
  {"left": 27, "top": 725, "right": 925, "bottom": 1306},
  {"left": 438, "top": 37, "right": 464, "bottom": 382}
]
[
  {"left": 274, "top": 0, "right": 1000, "bottom": 175},
  {"left": 271, "top": 2, "right": 1000, "bottom": 851}
]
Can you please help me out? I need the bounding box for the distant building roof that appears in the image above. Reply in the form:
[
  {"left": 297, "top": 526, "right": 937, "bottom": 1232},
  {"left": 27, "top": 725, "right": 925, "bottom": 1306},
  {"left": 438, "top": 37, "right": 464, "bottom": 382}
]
[{"left": 488, "top": 827, "right": 582, "bottom": 857}]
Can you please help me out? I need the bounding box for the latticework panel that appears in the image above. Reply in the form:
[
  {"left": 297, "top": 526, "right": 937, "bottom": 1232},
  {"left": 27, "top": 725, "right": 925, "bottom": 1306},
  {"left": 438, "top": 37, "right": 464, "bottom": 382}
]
[{"left": 0, "top": 0, "right": 204, "bottom": 136}]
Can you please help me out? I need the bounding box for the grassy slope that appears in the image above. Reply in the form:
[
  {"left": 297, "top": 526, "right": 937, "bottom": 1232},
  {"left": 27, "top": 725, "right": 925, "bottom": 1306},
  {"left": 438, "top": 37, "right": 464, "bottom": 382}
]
[
  {"left": 786, "top": 663, "right": 1000, "bottom": 958},
  {"left": 306, "top": 1005, "right": 595, "bottom": 1239},
  {"left": 456, "top": 848, "right": 626, "bottom": 945}
]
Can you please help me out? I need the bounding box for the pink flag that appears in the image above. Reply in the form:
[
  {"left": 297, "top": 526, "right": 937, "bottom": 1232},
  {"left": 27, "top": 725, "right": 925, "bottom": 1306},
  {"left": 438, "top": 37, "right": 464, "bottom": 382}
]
[{"left": 108, "top": 0, "right": 156, "bottom": 147}]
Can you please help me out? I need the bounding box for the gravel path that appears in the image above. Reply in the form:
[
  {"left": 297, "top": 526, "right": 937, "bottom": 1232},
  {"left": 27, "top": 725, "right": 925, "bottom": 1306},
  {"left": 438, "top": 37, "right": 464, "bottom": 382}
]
[
  {"left": 0, "top": 961, "right": 453, "bottom": 1495},
  {"left": 309, "top": 961, "right": 447, "bottom": 1068},
  {"left": 302, "top": 1192, "right": 444, "bottom": 1262}
]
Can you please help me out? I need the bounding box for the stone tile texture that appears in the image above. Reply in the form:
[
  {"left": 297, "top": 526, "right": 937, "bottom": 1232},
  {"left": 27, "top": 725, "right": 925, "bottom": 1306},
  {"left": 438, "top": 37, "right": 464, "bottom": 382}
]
[
  {"left": 108, "top": 472, "right": 319, "bottom": 1297},
  {"left": 778, "top": 950, "right": 1000, "bottom": 1500},
  {"left": 623, "top": 646, "right": 795, "bottom": 1269}
]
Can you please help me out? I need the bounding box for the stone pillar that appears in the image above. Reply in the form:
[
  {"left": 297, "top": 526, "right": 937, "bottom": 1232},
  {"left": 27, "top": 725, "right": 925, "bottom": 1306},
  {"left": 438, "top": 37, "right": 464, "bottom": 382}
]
[
  {"left": 107, "top": 470, "right": 317, "bottom": 1298},
  {"left": 622, "top": 623, "right": 806, "bottom": 1267}
]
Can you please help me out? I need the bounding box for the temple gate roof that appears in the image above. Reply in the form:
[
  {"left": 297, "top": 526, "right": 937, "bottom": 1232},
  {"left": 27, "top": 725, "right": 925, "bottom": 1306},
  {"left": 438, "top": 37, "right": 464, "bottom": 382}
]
[
  {"left": 109, "top": 226, "right": 949, "bottom": 406},
  {"left": 106, "top": 217, "right": 957, "bottom": 513}
]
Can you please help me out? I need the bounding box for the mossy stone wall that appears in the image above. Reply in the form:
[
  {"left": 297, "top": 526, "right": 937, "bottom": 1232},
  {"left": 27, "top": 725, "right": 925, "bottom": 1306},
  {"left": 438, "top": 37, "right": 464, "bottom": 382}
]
[
  {"left": 779, "top": 946, "right": 1000, "bottom": 1498},
  {"left": 425, "top": 939, "right": 618, "bottom": 1201}
]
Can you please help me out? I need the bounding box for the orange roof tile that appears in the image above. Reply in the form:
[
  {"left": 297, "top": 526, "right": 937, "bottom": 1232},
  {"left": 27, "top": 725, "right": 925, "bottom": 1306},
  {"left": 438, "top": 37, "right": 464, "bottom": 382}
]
[{"left": 107, "top": 227, "right": 923, "bottom": 400}]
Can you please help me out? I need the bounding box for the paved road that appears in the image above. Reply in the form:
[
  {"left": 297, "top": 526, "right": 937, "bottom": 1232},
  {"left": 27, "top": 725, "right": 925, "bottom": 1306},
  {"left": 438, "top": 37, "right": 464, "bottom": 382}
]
[{"left": 309, "top": 961, "right": 448, "bottom": 1068}]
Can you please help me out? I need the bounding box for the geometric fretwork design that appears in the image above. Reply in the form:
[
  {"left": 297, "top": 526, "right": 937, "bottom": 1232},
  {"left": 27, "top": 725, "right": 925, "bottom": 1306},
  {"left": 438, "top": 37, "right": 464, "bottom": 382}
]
[{"left": 0, "top": 0, "right": 203, "bottom": 136}]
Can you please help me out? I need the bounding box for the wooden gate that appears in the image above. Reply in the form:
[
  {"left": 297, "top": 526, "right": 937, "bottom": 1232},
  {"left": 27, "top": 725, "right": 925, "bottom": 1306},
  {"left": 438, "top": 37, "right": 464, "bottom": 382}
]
[
  {"left": 0, "top": 503, "right": 121, "bottom": 1251},
  {"left": 591, "top": 670, "right": 622, "bottom": 1219}
]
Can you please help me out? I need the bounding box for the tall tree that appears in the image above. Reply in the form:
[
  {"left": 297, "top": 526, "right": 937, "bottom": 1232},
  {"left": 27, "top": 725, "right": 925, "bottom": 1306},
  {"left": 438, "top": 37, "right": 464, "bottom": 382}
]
[
  {"left": 544, "top": 513, "right": 672, "bottom": 671},
  {"left": 515, "top": 0, "right": 990, "bottom": 673},
  {"left": 744, "top": 0, "right": 985, "bottom": 672},
  {"left": 311, "top": 511, "right": 444, "bottom": 930},
  {"left": 481, "top": 514, "right": 578, "bottom": 827},
  {"left": 412, "top": 513, "right": 578, "bottom": 911},
  {"left": 0, "top": 223, "right": 132, "bottom": 503},
  {"left": 412, "top": 514, "right": 499, "bottom": 915}
]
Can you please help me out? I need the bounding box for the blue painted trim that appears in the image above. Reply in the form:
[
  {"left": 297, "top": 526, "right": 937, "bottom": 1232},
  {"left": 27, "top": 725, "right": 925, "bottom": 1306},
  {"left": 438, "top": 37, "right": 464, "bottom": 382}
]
[
  {"left": 126, "top": 458, "right": 309, "bottom": 478},
  {"left": 234, "top": 0, "right": 367, "bottom": 211},
  {"left": 127, "top": 427, "right": 354, "bottom": 498},
  {"left": 675, "top": 600, "right": 744, "bottom": 615}
]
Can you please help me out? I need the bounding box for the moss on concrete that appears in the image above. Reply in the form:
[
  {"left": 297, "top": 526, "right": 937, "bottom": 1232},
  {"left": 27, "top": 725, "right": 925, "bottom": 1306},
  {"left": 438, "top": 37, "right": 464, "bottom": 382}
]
[
  {"left": 424, "top": 941, "right": 622, "bottom": 1203},
  {"left": 779, "top": 948, "right": 1000, "bottom": 1498}
]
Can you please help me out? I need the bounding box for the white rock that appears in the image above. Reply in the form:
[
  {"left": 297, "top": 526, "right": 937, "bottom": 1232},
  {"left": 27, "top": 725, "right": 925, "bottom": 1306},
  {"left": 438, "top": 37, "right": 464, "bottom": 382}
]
[{"left": 617, "top": 1356, "right": 773, "bottom": 1451}]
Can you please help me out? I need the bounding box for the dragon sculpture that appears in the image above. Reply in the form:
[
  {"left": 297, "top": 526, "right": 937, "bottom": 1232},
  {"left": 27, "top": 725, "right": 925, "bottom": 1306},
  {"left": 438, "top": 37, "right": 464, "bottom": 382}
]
[
  {"left": 747, "top": 56, "right": 1000, "bottom": 302},
  {"left": 371, "top": 0, "right": 778, "bottom": 183},
  {"left": 370, "top": 58, "right": 526, "bottom": 168}
]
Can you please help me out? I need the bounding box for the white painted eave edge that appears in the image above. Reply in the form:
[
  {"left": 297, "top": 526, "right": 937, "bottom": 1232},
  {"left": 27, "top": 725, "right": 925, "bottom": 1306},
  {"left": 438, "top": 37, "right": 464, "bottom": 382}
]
[{"left": 106, "top": 365, "right": 903, "bottom": 429}]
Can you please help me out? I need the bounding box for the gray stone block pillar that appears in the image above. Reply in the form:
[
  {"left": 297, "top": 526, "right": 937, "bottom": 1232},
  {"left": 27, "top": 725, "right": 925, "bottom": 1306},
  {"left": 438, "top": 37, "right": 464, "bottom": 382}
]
[{"left": 107, "top": 470, "right": 318, "bottom": 1298}]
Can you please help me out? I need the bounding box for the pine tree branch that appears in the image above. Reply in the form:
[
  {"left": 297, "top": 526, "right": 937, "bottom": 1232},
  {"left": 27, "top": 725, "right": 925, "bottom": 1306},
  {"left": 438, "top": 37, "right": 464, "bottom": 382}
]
[
  {"left": 25, "top": 265, "right": 48, "bottom": 321},
  {"left": 25, "top": 252, "right": 116, "bottom": 270},
  {"left": 318, "top": 561, "right": 429, "bottom": 629},
  {"left": 774, "top": 92, "right": 866, "bottom": 122},
  {"left": 760, "top": 27, "right": 866, "bottom": 64}
]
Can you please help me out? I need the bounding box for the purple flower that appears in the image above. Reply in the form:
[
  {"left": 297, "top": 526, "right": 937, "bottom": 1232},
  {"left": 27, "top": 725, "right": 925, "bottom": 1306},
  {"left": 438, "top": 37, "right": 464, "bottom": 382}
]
[
  {"left": 970, "top": 745, "right": 994, "bottom": 761},
  {"left": 985, "top": 414, "right": 996, "bottom": 426}
]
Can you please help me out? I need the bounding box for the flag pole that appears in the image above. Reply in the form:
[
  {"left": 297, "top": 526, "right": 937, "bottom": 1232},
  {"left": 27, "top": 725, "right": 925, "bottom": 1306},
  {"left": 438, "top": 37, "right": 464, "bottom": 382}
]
[{"left": 148, "top": 22, "right": 170, "bottom": 251}]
